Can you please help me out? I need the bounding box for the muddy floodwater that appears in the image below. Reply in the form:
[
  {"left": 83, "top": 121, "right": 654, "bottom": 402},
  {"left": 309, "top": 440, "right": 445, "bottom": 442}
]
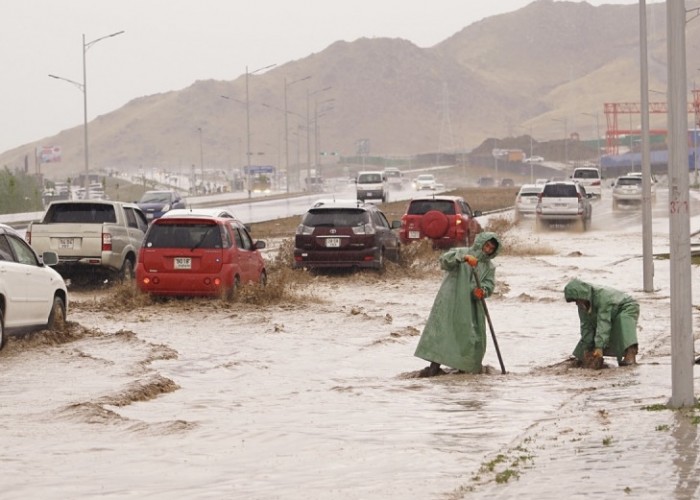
[{"left": 2, "top": 199, "right": 700, "bottom": 499}]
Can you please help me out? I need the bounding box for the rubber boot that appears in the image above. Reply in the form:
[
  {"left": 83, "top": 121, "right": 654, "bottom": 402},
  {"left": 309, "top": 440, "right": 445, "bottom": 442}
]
[
  {"left": 428, "top": 362, "right": 441, "bottom": 377},
  {"left": 619, "top": 344, "right": 638, "bottom": 366}
]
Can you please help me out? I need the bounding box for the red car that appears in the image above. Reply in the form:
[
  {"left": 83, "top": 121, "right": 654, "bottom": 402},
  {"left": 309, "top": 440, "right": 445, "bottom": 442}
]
[
  {"left": 398, "top": 195, "right": 482, "bottom": 248},
  {"left": 136, "top": 216, "right": 266, "bottom": 297}
]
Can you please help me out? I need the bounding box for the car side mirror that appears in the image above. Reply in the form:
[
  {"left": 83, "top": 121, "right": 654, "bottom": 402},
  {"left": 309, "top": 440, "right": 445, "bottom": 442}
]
[
  {"left": 255, "top": 240, "right": 266, "bottom": 250},
  {"left": 473, "top": 210, "right": 483, "bottom": 217},
  {"left": 42, "top": 251, "right": 59, "bottom": 266}
]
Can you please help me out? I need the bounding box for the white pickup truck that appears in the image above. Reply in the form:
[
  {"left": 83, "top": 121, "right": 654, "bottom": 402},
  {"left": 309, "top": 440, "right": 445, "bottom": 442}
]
[{"left": 25, "top": 200, "right": 149, "bottom": 283}]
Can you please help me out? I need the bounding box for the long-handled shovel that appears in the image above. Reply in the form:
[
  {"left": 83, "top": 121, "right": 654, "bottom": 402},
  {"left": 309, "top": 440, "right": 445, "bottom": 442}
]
[{"left": 471, "top": 267, "right": 507, "bottom": 374}]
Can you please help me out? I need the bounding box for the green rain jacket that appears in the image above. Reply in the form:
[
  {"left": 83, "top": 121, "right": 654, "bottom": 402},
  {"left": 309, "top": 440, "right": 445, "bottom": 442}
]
[
  {"left": 414, "top": 231, "right": 502, "bottom": 373},
  {"left": 564, "top": 278, "right": 639, "bottom": 362}
]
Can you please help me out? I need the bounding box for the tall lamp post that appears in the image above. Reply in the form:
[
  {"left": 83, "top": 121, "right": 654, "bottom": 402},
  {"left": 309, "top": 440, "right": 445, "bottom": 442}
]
[
  {"left": 581, "top": 112, "right": 602, "bottom": 168},
  {"left": 197, "top": 127, "right": 204, "bottom": 190},
  {"left": 49, "top": 30, "right": 124, "bottom": 191},
  {"left": 551, "top": 117, "right": 568, "bottom": 167},
  {"left": 244, "top": 64, "right": 276, "bottom": 198},
  {"left": 284, "top": 75, "right": 311, "bottom": 192},
  {"left": 306, "top": 87, "right": 332, "bottom": 182}
]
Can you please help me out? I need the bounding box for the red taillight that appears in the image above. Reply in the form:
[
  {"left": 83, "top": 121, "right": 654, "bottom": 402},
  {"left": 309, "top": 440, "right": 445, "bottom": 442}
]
[{"left": 102, "top": 232, "right": 112, "bottom": 251}]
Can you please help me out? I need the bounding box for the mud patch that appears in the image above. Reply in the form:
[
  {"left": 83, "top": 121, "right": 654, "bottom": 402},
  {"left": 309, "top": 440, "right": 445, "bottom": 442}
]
[{"left": 100, "top": 374, "right": 180, "bottom": 407}]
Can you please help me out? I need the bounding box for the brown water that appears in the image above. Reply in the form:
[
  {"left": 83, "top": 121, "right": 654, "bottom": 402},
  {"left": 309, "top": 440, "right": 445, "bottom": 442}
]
[{"left": 1, "top": 194, "right": 700, "bottom": 499}]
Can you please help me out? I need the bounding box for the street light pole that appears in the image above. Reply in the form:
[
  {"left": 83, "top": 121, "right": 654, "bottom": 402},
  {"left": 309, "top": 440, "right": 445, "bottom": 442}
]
[
  {"left": 49, "top": 30, "right": 124, "bottom": 192},
  {"left": 197, "top": 127, "right": 204, "bottom": 188},
  {"left": 581, "top": 112, "right": 601, "bottom": 168},
  {"left": 245, "top": 64, "right": 276, "bottom": 198},
  {"left": 551, "top": 117, "right": 568, "bottom": 166},
  {"left": 284, "top": 75, "right": 311, "bottom": 192},
  {"left": 306, "top": 87, "right": 332, "bottom": 182}
]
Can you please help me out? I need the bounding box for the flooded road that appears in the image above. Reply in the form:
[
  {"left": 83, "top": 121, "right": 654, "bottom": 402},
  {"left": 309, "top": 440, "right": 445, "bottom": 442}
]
[{"left": 1, "top": 186, "right": 700, "bottom": 499}]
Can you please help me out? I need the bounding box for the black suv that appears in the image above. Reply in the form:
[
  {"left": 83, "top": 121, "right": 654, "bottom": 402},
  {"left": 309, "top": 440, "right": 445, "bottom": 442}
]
[{"left": 293, "top": 199, "right": 401, "bottom": 271}]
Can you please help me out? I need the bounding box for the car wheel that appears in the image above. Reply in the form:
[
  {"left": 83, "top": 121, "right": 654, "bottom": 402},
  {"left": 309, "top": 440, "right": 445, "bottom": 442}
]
[
  {"left": 0, "top": 308, "right": 5, "bottom": 351},
  {"left": 119, "top": 258, "right": 135, "bottom": 282},
  {"left": 422, "top": 210, "right": 449, "bottom": 239},
  {"left": 47, "top": 296, "right": 67, "bottom": 331},
  {"left": 225, "top": 275, "right": 241, "bottom": 301},
  {"left": 259, "top": 270, "right": 267, "bottom": 286}
]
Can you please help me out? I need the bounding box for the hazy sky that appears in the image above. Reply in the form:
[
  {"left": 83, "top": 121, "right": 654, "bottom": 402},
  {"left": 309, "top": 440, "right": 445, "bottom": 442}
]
[{"left": 1, "top": 0, "right": 652, "bottom": 153}]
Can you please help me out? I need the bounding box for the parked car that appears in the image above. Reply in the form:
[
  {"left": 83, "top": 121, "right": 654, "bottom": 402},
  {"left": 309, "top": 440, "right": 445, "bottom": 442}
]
[
  {"left": 535, "top": 181, "right": 592, "bottom": 231},
  {"left": 137, "top": 190, "right": 187, "bottom": 220},
  {"left": 571, "top": 167, "right": 602, "bottom": 198},
  {"left": 500, "top": 178, "right": 515, "bottom": 187},
  {"left": 612, "top": 174, "right": 656, "bottom": 209},
  {"left": 293, "top": 199, "right": 401, "bottom": 271},
  {"left": 413, "top": 174, "right": 437, "bottom": 190},
  {"left": 0, "top": 224, "right": 67, "bottom": 350},
  {"left": 514, "top": 184, "right": 543, "bottom": 220},
  {"left": 398, "top": 195, "right": 483, "bottom": 248},
  {"left": 136, "top": 215, "right": 266, "bottom": 298}
]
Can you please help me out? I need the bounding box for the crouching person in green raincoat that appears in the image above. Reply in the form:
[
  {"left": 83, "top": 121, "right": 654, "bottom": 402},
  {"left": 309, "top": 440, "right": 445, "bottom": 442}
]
[
  {"left": 564, "top": 278, "right": 639, "bottom": 369},
  {"left": 414, "top": 231, "right": 502, "bottom": 377}
]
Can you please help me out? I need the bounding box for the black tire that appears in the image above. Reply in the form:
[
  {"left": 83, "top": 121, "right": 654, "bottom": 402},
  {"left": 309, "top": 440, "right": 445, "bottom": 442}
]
[
  {"left": 225, "top": 275, "right": 241, "bottom": 301},
  {"left": 376, "top": 248, "right": 385, "bottom": 271},
  {"left": 259, "top": 270, "right": 267, "bottom": 286},
  {"left": 47, "top": 296, "right": 66, "bottom": 331},
  {"left": 0, "top": 308, "right": 5, "bottom": 352},
  {"left": 119, "top": 258, "right": 135, "bottom": 282}
]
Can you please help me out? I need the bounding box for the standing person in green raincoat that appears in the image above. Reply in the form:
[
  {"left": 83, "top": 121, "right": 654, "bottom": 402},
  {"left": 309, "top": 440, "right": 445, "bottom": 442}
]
[
  {"left": 415, "top": 231, "right": 502, "bottom": 377},
  {"left": 564, "top": 278, "right": 639, "bottom": 369}
]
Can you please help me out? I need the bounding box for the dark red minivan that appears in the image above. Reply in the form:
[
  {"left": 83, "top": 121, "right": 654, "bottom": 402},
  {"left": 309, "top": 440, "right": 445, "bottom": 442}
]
[{"left": 136, "top": 216, "right": 266, "bottom": 297}]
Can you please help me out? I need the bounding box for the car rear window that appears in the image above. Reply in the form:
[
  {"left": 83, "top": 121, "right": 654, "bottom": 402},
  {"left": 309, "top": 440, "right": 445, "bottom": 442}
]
[
  {"left": 407, "top": 200, "right": 456, "bottom": 215},
  {"left": 146, "top": 222, "right": 223, "bottom": 249},
  {"left": 519, "top": 190, "right": 540, "bottom": 197},
  {"left": 303, "top": 208, "right": 369, "bottom": 227},
  {"left": 46, "top": 203, "right": 117, "bottom": 223},
  {"left": 616, "top": 177, "right": 642, "bottom": 186},
  {"left": 542, "top": 184, "right": 578, "bottom": 197},
  {"left": 573, "top": 169, "right": 600, "bottom": 179}
]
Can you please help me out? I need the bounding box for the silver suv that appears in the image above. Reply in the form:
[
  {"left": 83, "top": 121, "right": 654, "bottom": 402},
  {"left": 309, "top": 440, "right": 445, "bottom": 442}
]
[{"left": 535, "top": 181, "right": 592, "bottom": 231}]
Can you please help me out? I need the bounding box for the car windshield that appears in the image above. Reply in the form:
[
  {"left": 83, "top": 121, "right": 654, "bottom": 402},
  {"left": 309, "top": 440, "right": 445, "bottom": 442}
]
[
  {"left": 417, "top": 175, "right": 434, "bottom": 181},
  {"left": 407, "top": 200, "right": 456, "bottom": 215},
  {"left": 140, "top": 192, "right": 173, "bottom": 203},
  {"left": 358, "top": 174, "right": 382, "bottom": 183},
  {"left": 303, "top": 209, "right": 369, "bottom": 227},
  {"left": 616, "top": 177, "right": 642, "bottom": 186},
  {"left": 146, "top": 222, "right": 222, "bottom": 249}
]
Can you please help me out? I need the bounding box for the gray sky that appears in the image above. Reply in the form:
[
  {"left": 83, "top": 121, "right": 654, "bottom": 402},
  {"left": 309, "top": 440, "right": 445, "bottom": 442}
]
[{"left": 1, "top": 0, "right": 649, "bottom": 153}]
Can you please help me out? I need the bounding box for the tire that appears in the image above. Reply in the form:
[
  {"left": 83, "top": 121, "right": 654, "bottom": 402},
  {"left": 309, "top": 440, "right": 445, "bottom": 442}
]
[
  {"left": 376, "top": 248, "right": 385, "bottom": 271},
  {"left": 259, "top": 270, "right": 267, "bottom": 286},
  {"left": 225, "top": 275, "right": 241, "bottom": 301},
  {"left": 422, "top": 210, "right": 449, "bottom": 239},
  {"left": 47, "top": 296, "right": 67, "bottom": 331},
  {"left": 119, "top": 258, "right": 135, "bottom": 282},
  {"left": 0, "top": 308, "right": 5, "bottom": 352}
]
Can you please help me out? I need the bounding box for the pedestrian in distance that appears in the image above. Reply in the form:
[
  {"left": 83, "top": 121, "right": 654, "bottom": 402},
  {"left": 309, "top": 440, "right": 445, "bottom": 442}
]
[
  {"left": 564, "top": 278, "right": 639, "bottom": 369},
  {"left": 415, "top": 231, "right": 502, "bottom": 377}
]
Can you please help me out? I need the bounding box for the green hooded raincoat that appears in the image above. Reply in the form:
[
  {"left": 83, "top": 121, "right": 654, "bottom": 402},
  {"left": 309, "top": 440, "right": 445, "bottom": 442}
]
[
  {"left": 414, "top": 231, "right": 502, "bottom": 373},
  {"left": 563, "top": 278, "right": 639, "bottom": 363}
]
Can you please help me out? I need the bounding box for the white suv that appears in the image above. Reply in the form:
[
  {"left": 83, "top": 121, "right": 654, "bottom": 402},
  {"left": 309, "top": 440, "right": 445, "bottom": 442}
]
[{"left": 571, "top": 167, "right": 602, "bottom": 198}]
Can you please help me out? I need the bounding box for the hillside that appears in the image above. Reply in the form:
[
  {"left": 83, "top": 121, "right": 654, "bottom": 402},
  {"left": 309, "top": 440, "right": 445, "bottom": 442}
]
[{"left": 0, "top": 1, "right": 682, "bottom": 181}]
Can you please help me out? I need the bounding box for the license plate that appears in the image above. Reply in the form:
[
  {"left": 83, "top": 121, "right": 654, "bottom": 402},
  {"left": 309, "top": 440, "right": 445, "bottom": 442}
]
[
  {"left": 146, "top": 213, "right": 154, "bottom": 219},
  {"left": 325, "top": 238, "right": 340, "bottom": 248},
  {"left": 59, "top": 238, "right": 74, "bottom": 249},
  {"left": 409, "top": 231, "right": 420, "bottom": 239},
  {"left": 174, "top": 257, "right": 192, "bottom": 269}
]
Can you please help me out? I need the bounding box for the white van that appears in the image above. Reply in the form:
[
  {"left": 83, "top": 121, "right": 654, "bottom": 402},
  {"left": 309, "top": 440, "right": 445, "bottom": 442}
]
[
  {"left": 356, "top": 171, "right": 387, "bottom": 203},
  {"left": 571, "top": 167, "right": 602, "bottom": 197}
]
